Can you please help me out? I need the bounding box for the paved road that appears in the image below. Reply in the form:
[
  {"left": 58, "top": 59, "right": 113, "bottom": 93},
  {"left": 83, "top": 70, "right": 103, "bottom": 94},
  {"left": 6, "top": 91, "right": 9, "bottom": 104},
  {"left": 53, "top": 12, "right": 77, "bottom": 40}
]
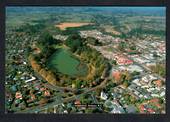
[
  {"left": 16, "top": 78, "right": 109, "bottom": 113},
  {"left": 91, "top": 94, "right": 103, "bottom": 111},
  {"left": 16, "top": 95, "right": 63, "bottom": 113}
]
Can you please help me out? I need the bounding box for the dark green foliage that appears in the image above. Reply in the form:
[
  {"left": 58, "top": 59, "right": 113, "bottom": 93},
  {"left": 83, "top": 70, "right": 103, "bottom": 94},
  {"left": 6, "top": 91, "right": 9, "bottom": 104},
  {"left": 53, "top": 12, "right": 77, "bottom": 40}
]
[
  {"left": 25, "top": 46, "right": 32, "bottom": 57},
  {"left": 86, "top": 37, "right": 102, "bottom": 46},
  {"left": 129, "top": 45, "right": 136, "bottom": 50},
  {"left": 65, "top": 34, "right": 84, "bottom": 52},
  {"left": 37, "top": 32, "right": 62, "bottom": 59},
  {"left": 75, "top": 80, "right": 82, "bottom": 89},
  {"left": 131, "top": 71, "right": 140, "bottom": 76},
  {"left": 16, "top": 23, "right": 45, "bottom": 34},
  {"left": 111, "top": 60, "right": 117, "bottom": 65},
  {"left": 118, "top": 41, "right": 126, "bottom": 51},
  {"left": 39, "top": 32, "right": 61, "bottom": 45},
  {"left": 127, "top": 27, "right": 165, "bottom": 38}
]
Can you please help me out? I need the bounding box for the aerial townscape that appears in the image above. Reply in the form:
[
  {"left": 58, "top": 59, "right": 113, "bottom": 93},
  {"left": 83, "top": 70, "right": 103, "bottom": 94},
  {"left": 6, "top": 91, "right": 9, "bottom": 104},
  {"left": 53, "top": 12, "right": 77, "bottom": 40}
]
[{"left": 5, "top": 7, "right": 166, "bottom": 114}]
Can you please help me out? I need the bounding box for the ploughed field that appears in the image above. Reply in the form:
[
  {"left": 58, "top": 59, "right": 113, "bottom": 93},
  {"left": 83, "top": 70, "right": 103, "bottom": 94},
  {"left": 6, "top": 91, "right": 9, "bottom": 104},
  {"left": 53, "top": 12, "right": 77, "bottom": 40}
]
[
  {"left": 55, "top": 22, "right": 93, "bottom": 30},
  {"left": 47, "top": 48, "right": 88, "bottom": 77}
]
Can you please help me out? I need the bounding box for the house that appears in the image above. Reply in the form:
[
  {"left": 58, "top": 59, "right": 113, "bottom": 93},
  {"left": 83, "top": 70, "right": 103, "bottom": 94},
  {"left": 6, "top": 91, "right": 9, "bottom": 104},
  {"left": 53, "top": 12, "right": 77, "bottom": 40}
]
[
  {"left": 104, "top": 100, "right": 125, "bottom": 113},
  {"left": 139, "top": 105, "right": 145, "bottom": 113},
  {"left": 44, "top": 90, "right": 51, "bottom": 97},
  {"left": 139, "top": 94, "right": 143, "bottom": 98},
  {"left": 31, "top": 94, "right": 36, "bottom": 100},
  {"left": 127, "top": 65, "right": 143, "bottom": 73},
  {"left": 15, "top": 91, "right": 22, "bottom": 99},
  {"left": 153, "top": 80, "right": 163, "bottom": 87},
  {"left": 133, "top": 57, "right": 150, "bottom": 64},
  {"left": 111, "top": 93, "right": 119, "bottom": 99},
  {"left": 126, "top": 105, "right": 137, "bottom": 113},
  {"left": 144, "top": 94, "right": 151, "bottom": 99},
  {"left": 140, "top": 103, "right": 156, "bottom": 113},
  {"left": 25, "top": 76, "right": 36, "bottom": 83},
  {"left": 141, "top": 74, "right": 157, "bottom": 85},
  {"left": 147, "top": 108, "right": 155, "bottom": 113},
  {"left": 114, "top": 55, "right": 133, "bottom": 65},
  {"left": 132, "top": 79, "right": 141, "bottom": 86},
  {"left": 100, "top": 91, "right": 108, "bottom": 100},
  {"left": 74, "top": 100, "right": 81, "bottom": 105},
  {"left": 112, "top": 71, "right": 121, "bottom": 81},
  {"left": 40, "top": 87, "right": 46, "bottom": 92},
  {"left": 63, "top": 110, "right": 68, "bottom": 114},
  {"left": 160, "top": 91, "right": 165, "bottom": 97}
]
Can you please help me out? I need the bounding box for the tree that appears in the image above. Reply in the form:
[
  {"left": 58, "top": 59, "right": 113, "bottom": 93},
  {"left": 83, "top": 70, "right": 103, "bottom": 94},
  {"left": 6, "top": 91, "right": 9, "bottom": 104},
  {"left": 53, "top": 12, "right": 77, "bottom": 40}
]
[
  {"left": 112, "top": 60, "right": 117, "bottom": 65},
  {"left": 75, "top": 80, "right": 82, "bottom": 89},
  {"left": 118, "top": 41, "right": 126, "bottom": 51},
  {"left": 39, "top": 98, "right": 48, "bottom": 105},
  {"left": 86, "top": 37, "right": 101, "bottom": 46},
  {"left": 39, "top": 32, "right": 56, "bottom": 45},
  {"left": 122, "top": 80, "right": 129, "bottom": 88},
  {"left": 92, "top": 108, "right": 102, "bottom": 113},
  {"left": 16, "top": 23, "right": 45, "bottom": 34},
  {"left": 95, "top": 87, "right": 103, "bottom": 96},
  {"left": 129, "top": 45, "right": 136, "bottom": 50},
  {"left": 65, "top": 34, "right": 83, "bottom": 52},
  {"left": 124, "top": 71, "right": 132, "bottom": 81},
  {"left": 131, "top": 71, "right": 140, "bottom": 76},
  {"left": 25, "top": 46, "right": 32, "bottom": 57}
]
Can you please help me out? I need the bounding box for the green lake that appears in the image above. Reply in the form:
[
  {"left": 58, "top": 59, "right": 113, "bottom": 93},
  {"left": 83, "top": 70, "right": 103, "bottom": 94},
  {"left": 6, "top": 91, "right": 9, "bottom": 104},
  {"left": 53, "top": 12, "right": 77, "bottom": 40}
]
[{"left": 47, "top": 48, "right": 88, "bottom": 77}]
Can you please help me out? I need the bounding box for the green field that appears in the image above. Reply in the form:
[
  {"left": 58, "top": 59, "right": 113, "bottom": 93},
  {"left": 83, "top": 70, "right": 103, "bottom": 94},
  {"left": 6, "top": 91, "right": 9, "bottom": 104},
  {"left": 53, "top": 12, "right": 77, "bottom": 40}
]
[{"left": 47, "top": 48, "right": 88, "bottom": 77}]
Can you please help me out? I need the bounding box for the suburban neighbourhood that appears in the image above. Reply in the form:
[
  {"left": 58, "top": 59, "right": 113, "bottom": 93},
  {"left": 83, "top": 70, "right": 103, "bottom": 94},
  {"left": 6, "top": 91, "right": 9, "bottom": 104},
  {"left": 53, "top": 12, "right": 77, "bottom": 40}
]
[{"left": 5, "top": 7, "right": 165, "bottom": 114}]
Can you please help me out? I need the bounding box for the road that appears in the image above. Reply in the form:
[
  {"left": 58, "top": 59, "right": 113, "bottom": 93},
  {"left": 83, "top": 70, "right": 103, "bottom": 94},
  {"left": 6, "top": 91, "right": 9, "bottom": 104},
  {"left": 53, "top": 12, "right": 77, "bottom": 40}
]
[
  {"left": 16, "top": 77, "right": 109, "bottom": 113},
  {"left": 16, "top": 95, "right": 63, "bottom": 113},
  {"left": 22, "top": 38, "right": 166, "bottom": 113}
]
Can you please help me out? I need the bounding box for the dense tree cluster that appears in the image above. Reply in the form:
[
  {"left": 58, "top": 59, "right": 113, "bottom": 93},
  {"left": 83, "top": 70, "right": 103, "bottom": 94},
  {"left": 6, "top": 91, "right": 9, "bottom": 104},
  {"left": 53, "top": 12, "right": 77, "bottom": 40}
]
[
  {"left": 64, "top": 34, "right": 84, "bottom": 52},
  {"left": 127, "top": 27, "right": 165, "bottom": 38},
  {"left": 29, "top": 32, "right": 111, "bottom": 87},
  {"left": 36, "top": 32, "right": 62, "bottom": 59},
  {"left": 64, "top": 33, "right": 111, "bottom": 81},
  {"left": 118, "top": 41, "right": 126, "bottom": 51},
  {"left": 15, "top": 23, "right": 45, "bottom": 34},
  {"left": 86, "top": 37, "right": 102, "bottom": 46}
]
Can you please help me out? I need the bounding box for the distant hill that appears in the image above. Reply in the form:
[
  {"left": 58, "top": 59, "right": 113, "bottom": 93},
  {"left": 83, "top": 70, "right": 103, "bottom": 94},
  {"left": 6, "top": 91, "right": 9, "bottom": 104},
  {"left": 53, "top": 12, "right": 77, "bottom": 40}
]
[{"left": 6, "top": 7, "right": 165, "bottom": 16}]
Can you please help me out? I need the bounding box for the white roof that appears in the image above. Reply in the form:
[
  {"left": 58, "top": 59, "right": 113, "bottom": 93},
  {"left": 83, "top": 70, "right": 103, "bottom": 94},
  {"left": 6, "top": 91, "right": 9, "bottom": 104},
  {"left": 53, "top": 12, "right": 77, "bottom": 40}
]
[
  {"left": 25, "top": 76, "right": 36, "bottom": 83},
  {"left": 100, "top": 91, "right": 108, "bottom": 100},
  {"left": 127, "top": 65, "right": 143, "bottom": 72},
  {"left": 160, "top": 91, "right": 165, "bottom": 97}
]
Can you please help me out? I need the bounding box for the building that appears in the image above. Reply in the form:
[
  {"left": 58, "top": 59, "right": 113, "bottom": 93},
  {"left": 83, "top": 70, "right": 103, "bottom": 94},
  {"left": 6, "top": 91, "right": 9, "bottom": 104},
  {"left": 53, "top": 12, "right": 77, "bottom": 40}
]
[
  {"left": 25, "top": 76, "right": 36, "bottom": 83},
  {"left": 112, "top": 71, "right": 121, "bottom": 82},
  {"left": 100, "top": 91, "right": 108, "bottom": 100},
  {"left": 126, "top": 105, "right": 137, "bottom": 113},
  {"left": 114, "top": 55, "right": 133, "bottom": 65},
  {"left": 153, "top": 80, "right": 163, "bottom": 87},
  {"left": 15, "top": 91, "right": 22, "bottom": 100},
  {"left": 104, "top": 100, "right": 125, "bottom": 113}
]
